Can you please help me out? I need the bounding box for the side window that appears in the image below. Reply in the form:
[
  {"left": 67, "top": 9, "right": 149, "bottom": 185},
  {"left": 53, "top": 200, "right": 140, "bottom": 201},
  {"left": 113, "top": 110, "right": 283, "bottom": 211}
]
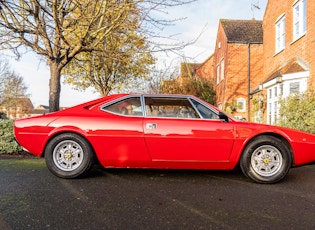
[
  {"left": 102, "top": 97, "right": 142, "bottom": 116},
  {"left": 190, "top": 99, "right": 219, "bottom": 119},
  {"left": 144, "top": 97, "right": 199, "bottom": 118}
]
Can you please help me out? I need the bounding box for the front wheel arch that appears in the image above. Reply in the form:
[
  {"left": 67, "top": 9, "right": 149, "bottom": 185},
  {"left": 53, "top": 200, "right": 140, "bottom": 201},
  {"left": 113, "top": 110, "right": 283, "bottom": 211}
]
[{"left": 240, "top": 135, "right": 293, "bottom": 184}]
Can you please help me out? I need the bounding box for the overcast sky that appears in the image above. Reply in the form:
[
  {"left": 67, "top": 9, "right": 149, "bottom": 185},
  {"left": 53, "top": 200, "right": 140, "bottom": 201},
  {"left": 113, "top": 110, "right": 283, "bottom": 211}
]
[{"left": 8, "top": 0, "right": 268, "bottom": 107}]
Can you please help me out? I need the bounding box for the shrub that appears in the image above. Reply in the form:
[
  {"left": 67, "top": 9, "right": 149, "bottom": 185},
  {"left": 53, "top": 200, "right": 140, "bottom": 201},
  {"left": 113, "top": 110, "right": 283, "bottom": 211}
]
[
  {"left": 0, "top": 119, "right": 23, "bottom": 154},
  {"left": 277, "top": 90, "right": 315, "bottom": 134},
  {"left": 162, "top": 77, "right": 216, "bottom": 105}
]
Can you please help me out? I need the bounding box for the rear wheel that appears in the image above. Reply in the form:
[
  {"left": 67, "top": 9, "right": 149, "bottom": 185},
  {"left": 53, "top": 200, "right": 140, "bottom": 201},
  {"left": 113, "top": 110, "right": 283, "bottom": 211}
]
[
  {"left": 240, "top": 136, "right": 292, "bottom": 184},
  {"left": 45, "top": 133, "right": 94, "bottom": 178}
]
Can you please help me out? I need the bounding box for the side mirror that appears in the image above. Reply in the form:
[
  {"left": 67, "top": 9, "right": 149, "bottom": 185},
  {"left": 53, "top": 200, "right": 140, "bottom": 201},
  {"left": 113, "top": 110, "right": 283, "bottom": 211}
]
[{"left": 218, "top": 112, "right": 229, "bottom": 122}]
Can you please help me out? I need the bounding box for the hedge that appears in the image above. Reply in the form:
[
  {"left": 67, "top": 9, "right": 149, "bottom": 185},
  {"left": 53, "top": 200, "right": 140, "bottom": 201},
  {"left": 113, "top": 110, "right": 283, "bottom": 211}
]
[
  {"left": 0, "top": 119, "right": 23, "bottom": 154},
  {"left": 277, "top": 90, "right": 315, "bottom": 134}
]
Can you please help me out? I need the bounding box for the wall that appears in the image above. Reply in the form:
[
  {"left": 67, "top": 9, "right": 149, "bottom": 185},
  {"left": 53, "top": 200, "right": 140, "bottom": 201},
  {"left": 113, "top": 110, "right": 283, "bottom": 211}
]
[{"left": 263, "top": 0, "right": 315, "bottom": 87}]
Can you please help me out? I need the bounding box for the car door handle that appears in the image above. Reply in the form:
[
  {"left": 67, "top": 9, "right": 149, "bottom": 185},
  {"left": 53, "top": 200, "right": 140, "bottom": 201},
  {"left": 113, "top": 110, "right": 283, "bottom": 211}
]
[{"left": 146, "top": 123, "right": 157, "bottom": 130}]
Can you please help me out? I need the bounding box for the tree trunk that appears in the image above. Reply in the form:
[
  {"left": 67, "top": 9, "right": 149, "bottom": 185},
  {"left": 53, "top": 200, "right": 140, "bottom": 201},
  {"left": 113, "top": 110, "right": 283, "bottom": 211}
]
[{"left": 49, "top": 61, "right": 61, "bottom": 112}]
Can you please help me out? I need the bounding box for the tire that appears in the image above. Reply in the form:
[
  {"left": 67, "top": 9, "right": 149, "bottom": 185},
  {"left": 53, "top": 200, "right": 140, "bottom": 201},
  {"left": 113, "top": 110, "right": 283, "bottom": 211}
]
[
  {"left": 45, "top": 133, "right": 95, "bottom": 178},
  {"left": 240, "top": 135, "right": 292, "bottom": 184}
]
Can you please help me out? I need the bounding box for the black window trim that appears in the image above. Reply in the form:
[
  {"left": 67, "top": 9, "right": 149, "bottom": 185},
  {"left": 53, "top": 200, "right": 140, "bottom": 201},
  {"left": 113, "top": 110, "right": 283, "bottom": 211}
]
[
  {"left": 99, "top": 94, "right": 229, "bottom": 121},
  {"left": 188, "top": 97, "right": 225, "bottom": 120}
]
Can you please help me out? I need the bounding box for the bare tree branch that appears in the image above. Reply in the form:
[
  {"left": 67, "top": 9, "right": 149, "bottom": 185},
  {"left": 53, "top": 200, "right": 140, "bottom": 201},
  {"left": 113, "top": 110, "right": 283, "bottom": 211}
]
[{"left": 0, "top": 0, "right": 197, "bottom": 111}]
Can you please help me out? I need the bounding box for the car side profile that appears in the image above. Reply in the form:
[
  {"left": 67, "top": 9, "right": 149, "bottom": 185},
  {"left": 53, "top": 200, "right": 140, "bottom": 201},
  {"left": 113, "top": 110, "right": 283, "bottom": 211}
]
[{"left": 14, "top": 94, "right": 315, "bottom": 183}]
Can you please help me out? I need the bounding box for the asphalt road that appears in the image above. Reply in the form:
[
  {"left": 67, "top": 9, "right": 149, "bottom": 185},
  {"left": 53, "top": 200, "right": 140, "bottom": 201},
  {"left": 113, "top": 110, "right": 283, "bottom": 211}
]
[{"left": 0, "top": 157, "right": 315, "bottom": 230}]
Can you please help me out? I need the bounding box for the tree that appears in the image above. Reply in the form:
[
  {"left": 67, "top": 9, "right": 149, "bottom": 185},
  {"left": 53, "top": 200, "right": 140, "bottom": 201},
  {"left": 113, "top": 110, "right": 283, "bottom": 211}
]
[
  {"left": 0, "top": 58, "right": 29, "bottom": 103},
  {"left": 0, "top": 0, "right": 196, "bottom": 112},
  {"left": 0, "top": 0, "right": 138, "bottom": 111},
  {"left": 62, "top": 10, "right": 155, "bottom": 96},
  {"left": 0, "top": 57, "right": 10, "bottom": 100},
  {"left": 277, "top": 90, "right": 315, "bottom": 134},
  {"left": 0, "top": 57, "right": 30, "bottom": 117},
  {"left": 162, "top": 76, "right": 216, "bottom": 104},
  {"left": 161, "top": 61, "right": 216, "bottom": 104}
]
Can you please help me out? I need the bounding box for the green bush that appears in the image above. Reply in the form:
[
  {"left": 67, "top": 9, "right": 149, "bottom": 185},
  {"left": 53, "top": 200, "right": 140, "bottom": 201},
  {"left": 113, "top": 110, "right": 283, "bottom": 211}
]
[
  {"left": 0, "top": 119, "right": 23, "bottom": 154},
  {"left": 277, "top": 90, "right": 315, "bottom": 134},
  {"left": 162, "top": 77, "right": 216, "bottom": 105}
]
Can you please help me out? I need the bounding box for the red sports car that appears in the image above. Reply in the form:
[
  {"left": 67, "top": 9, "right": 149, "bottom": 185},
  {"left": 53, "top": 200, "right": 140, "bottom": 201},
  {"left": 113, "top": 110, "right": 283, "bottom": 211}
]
[{"left": 14, "top": 94, "right": 315, "bottom": 183}]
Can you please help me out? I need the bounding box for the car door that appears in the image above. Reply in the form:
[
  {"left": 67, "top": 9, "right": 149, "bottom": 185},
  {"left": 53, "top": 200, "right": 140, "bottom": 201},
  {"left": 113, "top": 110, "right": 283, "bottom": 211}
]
[
  {"left": 91, "top": 96, "right": 150, "bottom": 167},
  {"left": 143, "top": 96, "right": 235, "bottom": 162}
]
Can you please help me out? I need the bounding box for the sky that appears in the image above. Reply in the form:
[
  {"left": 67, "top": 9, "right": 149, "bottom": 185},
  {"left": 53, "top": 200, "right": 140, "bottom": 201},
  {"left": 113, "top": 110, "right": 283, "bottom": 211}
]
[{"left": 7, "top": 0, "right": 268, "bottom": 108}]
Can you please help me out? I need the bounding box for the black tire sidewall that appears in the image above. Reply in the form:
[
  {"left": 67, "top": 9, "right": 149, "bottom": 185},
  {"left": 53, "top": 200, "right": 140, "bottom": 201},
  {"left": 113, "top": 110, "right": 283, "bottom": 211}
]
[
  {"left": 45, "top": 133, "right": 94, "bottom": 178},
  {"left": 240, "top": 136, "right": 292, "bottom": 184}
]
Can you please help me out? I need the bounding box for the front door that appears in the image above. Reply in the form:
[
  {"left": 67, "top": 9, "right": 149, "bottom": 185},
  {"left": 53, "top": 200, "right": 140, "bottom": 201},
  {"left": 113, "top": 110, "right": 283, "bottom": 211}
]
[{"left": 143, "top": 96, "right": 235, "bottom": 162}]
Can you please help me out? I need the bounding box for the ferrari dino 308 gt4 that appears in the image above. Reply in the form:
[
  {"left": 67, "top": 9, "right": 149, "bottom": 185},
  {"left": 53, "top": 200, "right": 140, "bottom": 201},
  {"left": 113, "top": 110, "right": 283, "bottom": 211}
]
[{"left": 14, "top": 94, "right": 315, "bottom": 183}]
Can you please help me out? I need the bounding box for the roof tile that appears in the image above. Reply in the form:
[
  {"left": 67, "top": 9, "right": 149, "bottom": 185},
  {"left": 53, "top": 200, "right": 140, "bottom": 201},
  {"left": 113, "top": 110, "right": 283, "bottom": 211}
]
[{"left": 220, "top": 19, "right": 263, "bottom": 43}]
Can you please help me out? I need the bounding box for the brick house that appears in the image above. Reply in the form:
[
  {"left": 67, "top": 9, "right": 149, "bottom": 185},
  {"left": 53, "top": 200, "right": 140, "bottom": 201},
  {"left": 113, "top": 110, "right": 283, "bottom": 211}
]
[
  {"left": 180, "top": 19, "right": 263, "bottom": 121},
  {"left": 30, "top": 105, "right": 68, "bottom": 116},
  {"left": 166, "top": 62, "right": 202, "bottom": 92},
  {"left": 0, "top": 97, "right": 34, "bottom": 119},
  {"left": 178, "top": 62, "right": 202, "bottom": 81},
  {"left": 256, "top": 0, "right": 314, "bottom": 124},
  {"left": 191, "top": 0, "right": 313, "bottom": 124},
  {"left": 195, "top": 54, "right": 214, "bottom": 81},
  {"left": 30, "top": 105, "right": 50, "bottom": 116},
  {"left": 210, "top": 19, "right": 264, "bottom": 121}
]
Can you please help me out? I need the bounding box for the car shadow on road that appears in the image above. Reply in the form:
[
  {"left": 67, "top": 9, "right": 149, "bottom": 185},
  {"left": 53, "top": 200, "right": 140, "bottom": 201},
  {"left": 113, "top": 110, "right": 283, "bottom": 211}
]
[{"left": 86, "top": 163, "right": 249, "bottom": 183}]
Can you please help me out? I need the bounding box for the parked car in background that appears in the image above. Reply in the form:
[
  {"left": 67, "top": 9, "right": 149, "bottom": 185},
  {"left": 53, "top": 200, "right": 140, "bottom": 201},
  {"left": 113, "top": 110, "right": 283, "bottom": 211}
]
[{"left": 14, "top": 94, "right": 315, "bottom": 183}]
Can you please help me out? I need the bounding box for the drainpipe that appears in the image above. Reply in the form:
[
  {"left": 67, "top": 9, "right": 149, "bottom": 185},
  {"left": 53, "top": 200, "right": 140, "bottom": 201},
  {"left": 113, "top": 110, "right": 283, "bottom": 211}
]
[{"left": 248, "top": 43, "right": 251, "bottom": 122}]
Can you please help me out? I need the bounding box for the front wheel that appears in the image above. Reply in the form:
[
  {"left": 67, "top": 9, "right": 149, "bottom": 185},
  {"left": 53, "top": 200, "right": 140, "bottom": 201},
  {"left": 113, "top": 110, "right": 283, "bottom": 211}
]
[
  {"left": 45, "top": 133, "right": 95, "bottom": 178},
  {"left": 240, "top": 136, "right": 292, "bottom": 184}
]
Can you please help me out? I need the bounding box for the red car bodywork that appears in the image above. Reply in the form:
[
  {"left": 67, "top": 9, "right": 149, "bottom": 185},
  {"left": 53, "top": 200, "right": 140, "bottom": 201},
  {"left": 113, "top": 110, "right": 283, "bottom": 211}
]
[{"left": 14, "top": 94, "right": 315, "bottom": 171}]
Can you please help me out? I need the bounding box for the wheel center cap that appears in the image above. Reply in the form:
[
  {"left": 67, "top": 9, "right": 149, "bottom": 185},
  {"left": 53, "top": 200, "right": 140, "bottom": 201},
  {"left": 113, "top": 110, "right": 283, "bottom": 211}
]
[
  {"left": 65, "top": 153, "right": 72, "bottom": 159},
  {"left": 263, "top": 158, "right": 270, "bottom": 164}
]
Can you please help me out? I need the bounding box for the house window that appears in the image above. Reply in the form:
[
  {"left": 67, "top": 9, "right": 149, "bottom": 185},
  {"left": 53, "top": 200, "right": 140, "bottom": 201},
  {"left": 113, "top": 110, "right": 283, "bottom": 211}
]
[
  {"left": 236, "top": 98, "right": 246, "bottom": 112},
  {"left": 267, "top": 85, "right": 280, "bottom": 125},
  {"left": 220, "top": 58, "right": 224, "bottom": 81},
  {"left": 274, "top": 101, "right": 278, "bottom": 124},
  {"left": 274, "top": 87, "right": 278, "bottom": 97},
  {"left": 268, "top": 103, "right": 272, "bottom": 124},
  {"left": 289, "top": 82, "right": 300, "bottom": 94},
  {"left": 293, "top": 0, "right": 306, "bottom": 41},
  {"left": 216, "top": 64, "right": 220, "bottom": 84},
  {"left": 275, "top": 15, "right": 285, "bottom": 53},
  {"left": 279, "top": 84, "right": 283, "bottom": 95},
  {"left": 265, "top": 72, "right": 308, "bottom": 125}
]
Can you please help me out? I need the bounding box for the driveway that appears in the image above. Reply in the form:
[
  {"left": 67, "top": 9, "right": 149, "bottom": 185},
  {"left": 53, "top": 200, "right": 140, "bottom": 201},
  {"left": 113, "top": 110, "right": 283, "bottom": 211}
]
[{"left": 1, "top": 157, "right": 315, "bottom": 229}]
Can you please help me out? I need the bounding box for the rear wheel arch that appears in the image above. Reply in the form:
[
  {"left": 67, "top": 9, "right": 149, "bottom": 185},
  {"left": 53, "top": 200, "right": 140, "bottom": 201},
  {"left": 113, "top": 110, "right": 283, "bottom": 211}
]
[
  {"left": 240, "top": 134, "right": 293, "bottom": 183},
  {"left": 44, "top": 131, "right": 95, "bottom": 156}
]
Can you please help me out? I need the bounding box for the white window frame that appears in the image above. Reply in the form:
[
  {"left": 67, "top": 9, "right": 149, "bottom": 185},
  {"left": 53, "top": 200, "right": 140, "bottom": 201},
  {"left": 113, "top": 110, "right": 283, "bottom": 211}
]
[
  {"left": 293, "top": 0, "right": 307, "bottom": 41},
  {"left": 275, "top": 15, "right": 285, "bottom": 53},
  {"left": 289, "top": 81, "right": 300, "bottom": 94},
  {"left": 216, "top": 64, "right": 220, "bottom": 84},
  {"left": 266, "top": 86, "right": 280, "bottom": 125},
  {"left": 236, "top": 98, "right": 246, "bottom": 112},
  {"left": 265, "top": 73, "right": 308, "bottom": 124},
  {"left": 220, "top": 58, "right": 225, "bottom": 81}
]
